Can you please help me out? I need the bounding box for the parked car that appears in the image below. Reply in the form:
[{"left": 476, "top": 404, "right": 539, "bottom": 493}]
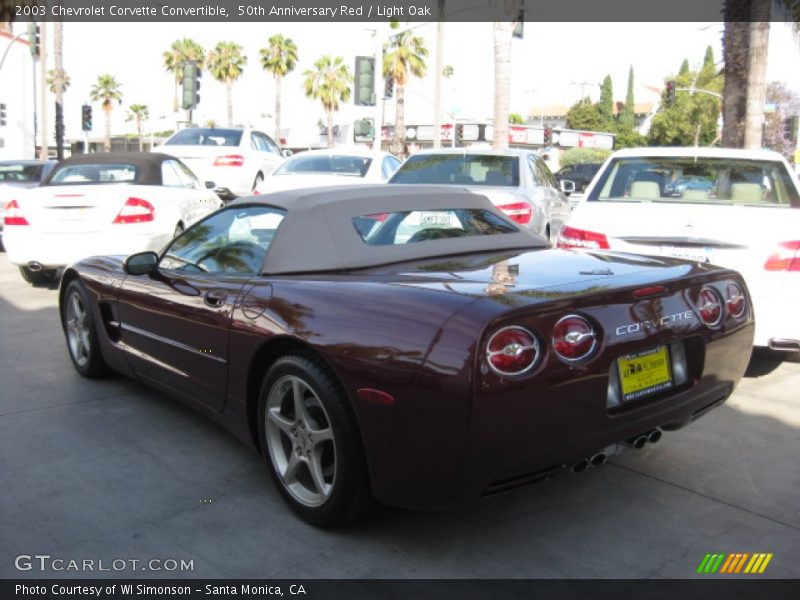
[
  {"left": 0, "top": 159, "right": 58, "bottom": 250},
  {"left": 388, "top": 149, "right": 572, "bottom": 241},
  {"left": 157, "top": 127, "right": 286, "bottom": 200},
  {"left": 59, "top": 184, "right": 753, "bottom": 525},
  {"left": 258, "top": 148, "right": 400, "bottom": 194},
  {"left": 3, "top": 152, "right": 223, "bottom": 284},
  {"left": 554, "top": 161, "right": 603, "bottom": 194},
  {"left": 559, "top": 146, "right": 800, "bottom": 357}
]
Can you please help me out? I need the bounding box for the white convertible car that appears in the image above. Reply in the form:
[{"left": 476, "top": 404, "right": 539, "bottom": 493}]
[
  {"left": 559, "top": 147, "right": 800, "bottom": 356},
  {"left": 3, "top": 152, "right": 223, "bottom": 284}
]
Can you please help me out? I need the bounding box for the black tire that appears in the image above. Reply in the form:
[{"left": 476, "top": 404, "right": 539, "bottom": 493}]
[
  {"left": 19, "top": 266, "right": 58, "bottom": 285},
  {"left": 253, "top": 173, "right": 264, "bottom": 194},
  {"left": 258, "top": 354, "right": 372, "bottom": 526},
  {"left": 173, "top": 222, "right": 184, "bottom": 239},
  {"left": 61, "top": 279, "right": 109, "bottom": 378}
]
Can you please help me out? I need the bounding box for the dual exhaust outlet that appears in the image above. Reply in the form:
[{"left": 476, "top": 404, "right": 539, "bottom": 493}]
[{"left": 572, "top": 428, "right": 662, "bottom": 473}]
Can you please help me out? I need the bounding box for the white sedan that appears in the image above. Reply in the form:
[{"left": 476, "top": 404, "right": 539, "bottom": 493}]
[
  {"left": 257, "top": 148, "right": 401, "bottom": 194},
  {"left": 559, "top": 146, "right": 800, "bottom": 356},
  {"left": 157, "top": 127, "right": 286, "bottom": 200},
  {"left": 3, "top": 152, "right": 223, "bottom": 284}
]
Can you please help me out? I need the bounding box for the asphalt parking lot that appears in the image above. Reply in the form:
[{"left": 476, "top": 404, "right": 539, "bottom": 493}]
[{"left": 0, "top": 251, "right": 798, "bottom": 579}]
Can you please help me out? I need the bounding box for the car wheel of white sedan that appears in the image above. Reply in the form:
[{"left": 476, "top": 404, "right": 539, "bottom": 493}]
[
  {"left": 258, "top": 354, "right": 372, "bottom": 526},
  {"left": 19, "top": 266, "right": 58, "bottom": 285},
  {"left": 253, "top": 173, "right": 264, "bottom": 194}
]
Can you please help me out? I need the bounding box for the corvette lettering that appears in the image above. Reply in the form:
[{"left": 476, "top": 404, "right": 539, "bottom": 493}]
[{"left": 615, "top": 311, "right": 695, "bottom": 336}]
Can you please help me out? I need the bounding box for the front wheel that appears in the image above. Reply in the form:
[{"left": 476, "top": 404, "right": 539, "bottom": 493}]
[
  {"left": 61, "top": 280, "right": 109, "bottom": 378},
  {"left": 258, "top": 355, "right": 372, "bottom": 526}
]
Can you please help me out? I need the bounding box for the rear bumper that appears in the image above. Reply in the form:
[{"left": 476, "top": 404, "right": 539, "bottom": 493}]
[
  {"left": 751, "top": 290, "right": 800, "bottom": 350},
  {"left": 4, "top": 227, "right": 171, "bottom": 269}
]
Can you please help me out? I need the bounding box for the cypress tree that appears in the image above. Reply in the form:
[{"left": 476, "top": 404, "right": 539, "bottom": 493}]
[
  {"left": 620, "top": 66, "right": 636, "bottom": 131},
  {"left": 598, "top": 74, "right": 614, "bottom": 129},
  {"left": 679, "top": 59, "right": 690, "bottom": 75}
]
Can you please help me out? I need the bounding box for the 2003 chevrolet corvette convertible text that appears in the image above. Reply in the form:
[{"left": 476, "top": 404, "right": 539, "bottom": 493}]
[{"left": 58, "top": 185, "right": 754, "bottom": 525}]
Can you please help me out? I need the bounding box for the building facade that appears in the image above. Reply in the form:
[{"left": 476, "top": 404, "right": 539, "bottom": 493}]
[{"left": 0, "top": 27, "right": 36, "bottom": 159}]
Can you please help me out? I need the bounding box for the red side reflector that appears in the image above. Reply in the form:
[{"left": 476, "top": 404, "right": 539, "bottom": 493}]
[
  {"left": 764, "top": 241, "right": 800, "bottom": 271},
  {"left": 633, "top": 285, "right": 668, "bottom": 298},
  {"left": 213, "top": 155, "right": 245, "bottom": 167},
  {"left": 356, "top": 388, "right": 395, "bottom": 405},
  {"left": 4, "top": 200, "right": 29, "bottom": 226}
]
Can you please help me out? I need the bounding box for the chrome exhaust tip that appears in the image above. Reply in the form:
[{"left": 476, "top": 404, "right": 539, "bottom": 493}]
[
  {"left": 647, "top": 429, "right": 663, "bottom": 444},
  {"left": 590, "top": 453, "right": 607, "bottom": 467},
  {"left": 27, "top": 261, "right": 43, "bottom": 272},
  {"left": 624, "top": 435, "right": 648, "bottom": 450},
  {"left": 572, "top": 459, "right": 590, "bottom": 473},
  {"left": 768, "top": 338, "right": 800, "bottom": 352}
]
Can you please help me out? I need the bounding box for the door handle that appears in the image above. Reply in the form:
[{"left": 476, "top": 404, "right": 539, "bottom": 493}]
[{"left": 204, "top": 290, "right": 226, "bottom": 308}]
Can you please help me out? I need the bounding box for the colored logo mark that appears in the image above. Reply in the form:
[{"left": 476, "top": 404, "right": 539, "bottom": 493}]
[{"left": 697, "top": 553, "right": 773, "bottom": 574}]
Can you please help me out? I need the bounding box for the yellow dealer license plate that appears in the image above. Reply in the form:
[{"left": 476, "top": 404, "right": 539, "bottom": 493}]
[{"left": 618, "top": 346, "right": 673, "bottom": 402}]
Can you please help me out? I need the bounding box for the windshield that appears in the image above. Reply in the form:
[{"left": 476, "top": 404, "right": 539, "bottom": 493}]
[
  {"left": 390, "top": 154, "right": 520, "bottom": 187},
  {"left": 0, "top": 163, "right": 44, "bottom": 183},
  {"left": 274, "top": 154, "right": 372, "bottom": 177},
  {"left": 589, "top": 156, "right": 800, "bottom": 207},
  {"left": 165, "top": 128, "right": 243, "bottom": 147},
  {"left": 47, "top": 163, "right": 138, "bottom": 185}
]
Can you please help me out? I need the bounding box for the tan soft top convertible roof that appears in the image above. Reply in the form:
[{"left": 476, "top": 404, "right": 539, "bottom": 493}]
[{"left": 230, "top": 184, "right": 547, "bottom": 274}]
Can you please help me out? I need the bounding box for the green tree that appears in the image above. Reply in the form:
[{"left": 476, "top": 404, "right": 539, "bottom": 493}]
[
  {"left": 679, "top": 59, "right": 690, "bottom": 75},
  {"left": 207, "top": 41, "right": 247, "bottom": 127},
  {"left": 384, "top": 27, "right": 428, "bottom": 155},
  {"left": 126, "top": 104, "right": 149, "bottom": 152},
  {"left": 303, "top": 55, "right": 352, "bottom": 148},
  {"left": 559, "top": 147, "right": 613, "bottom": 167},
  {"left": 619, "top": 66, "right": 635, "bottom": 132},
  {"left": 508, "top": 113, "right": 524, "bottom": 124},
  {"left": 163, "top": 38, "right": 205, "bottom": 113},
  {"left": 46, "top": 68, "right": 71, "bottom": 95},
  {"left": 598, "top": 75, "right": 614, "bottom": 129},
  {"left": 260, "top": 34, "right": 298, "bottom": 143},
  {"left": 703, "top": 45, "right": 715, "bottom": 68},
  {"left": 89, "top": 74, "right": 123, "bottom": 151},
  {"left": 566, "top": 97, "right": 604, "bottom": 131}
]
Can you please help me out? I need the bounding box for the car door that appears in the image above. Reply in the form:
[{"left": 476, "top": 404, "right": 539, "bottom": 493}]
[
  {"left": 172, "top": 158, "right": 221, "bottom": 224},
  {"left": 252, "top": 131, "right": 283, "bottom": 177},
  {"left": 117, "top": 205, "right": 286, "bottom": 411},
  {"left": 531, "top": 156, "right": 570, "bottom": 237}
]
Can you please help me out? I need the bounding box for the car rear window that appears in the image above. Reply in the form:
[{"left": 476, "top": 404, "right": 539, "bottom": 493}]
[
  {"left": 588, "top": 157, "right": 800, "bottom": 207},
  {"left": 274, "top": 155, "right": 371, "bottom": 177},
  {"left": 353, "top": 208, "right": 519, "bottom": 246},
  {"left": 47, "top": 163, "right": 138, "bottom": 185},
  {"left": 0, "top": 163, "right": 43, "bottom": 182},
  {"left": 390, "top": 154, "right": 520, "bottom": 187},
  {"left": 164, "top": 128, "right": 243, "bottom": 147}
]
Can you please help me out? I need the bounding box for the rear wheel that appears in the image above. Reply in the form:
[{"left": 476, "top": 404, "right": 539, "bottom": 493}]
[
  {"left": 252, "top": 173, "right": 264, "bottom": 194},
  {"left": 258, "top": 354, "right": 372, "bottom": 526},
  {"left": 173, "top": 222, "right": 184, "bottom": 239},
  {"left": 19, "top": 266, "right": 58, "bottom": 285},
  {"left": 61, "top": 280, "right": 109, "bottom": 378}
]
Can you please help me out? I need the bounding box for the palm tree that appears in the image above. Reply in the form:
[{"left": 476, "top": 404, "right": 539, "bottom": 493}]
[
  {"left": 303, "top": 56, "right": 352, "bottom": 148},
  {"left": 260, "top": 34, "right": 298, "bottom": 143},
  {"left": 90, "top": 74, "right": 123, "bottom": 152},
  {"left": 46, "top": 68, "right": 71, "bottom": 95},
  {"left": 126, "top": 104, "right": 149, "bottom": 152},
  {"left": 383, "top": 29, "right": 428, "bottom": 156},
  {"left": 52, "top": 21, "right": 66, "bottom": 160},
  {"left": 207, "top": 41, "right": 247, "bottom": 127},
  {"left": 163, "top": 38, "right": 205, "bottom": 113},
  {"left": 492, "top": 22, "right": 514, "bottom": 150}
]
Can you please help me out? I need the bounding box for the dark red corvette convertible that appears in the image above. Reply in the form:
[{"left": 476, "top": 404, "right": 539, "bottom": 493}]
[{"left": 59, "top": 185, "right": 754, "bottom": 525}]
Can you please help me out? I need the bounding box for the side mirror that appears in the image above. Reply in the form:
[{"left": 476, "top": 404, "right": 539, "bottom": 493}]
[
  {"left": 560, "top": 179, "right": 576, "bottom": 195},
  {"left": 205, "top": 181, "right": 216, "bottom": 190},
  {"left": 124, "top": 251, "right": 159, "bottom": 276},
  {"left": 281, "top": 149, "right": 293, "bottom": 158}
]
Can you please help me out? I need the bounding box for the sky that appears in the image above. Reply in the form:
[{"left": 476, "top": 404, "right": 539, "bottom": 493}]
[{"left": 10, "top": 20, "right": 800, "bottom": 143}]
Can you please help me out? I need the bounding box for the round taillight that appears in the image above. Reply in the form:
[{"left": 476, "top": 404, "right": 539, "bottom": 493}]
[
  {"left": 725, "top": 283, "right": 746, "bottom": 319},
  {"left": 696, "top": 287, "right": 723, "bottom": 327},
  {"left": 552, "top": 315, "right": 597, "bottom": 362},
  {"left": 486, "top": 326, "right": 539, "bottom": 376}
]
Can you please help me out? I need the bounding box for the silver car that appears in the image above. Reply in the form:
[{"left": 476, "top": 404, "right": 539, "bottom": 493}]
[{"left": 389, "top": 148, "right": 572, "bottom": 241}]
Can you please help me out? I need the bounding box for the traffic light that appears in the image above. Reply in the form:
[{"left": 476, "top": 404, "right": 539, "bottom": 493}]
[
  {"left": 27, "top": 23, "right": 40, "bottom": 58},
  {"left": 666, "top": 80, "right": 676, "bottom": 105},
  {"left": 543, "top": 126, "right": 552, "bottom": 146},
  {"left": 182, "top": 61, "right": 201, "bottom": 110},
  {"left": 455, "top": 124, "right": 464, "bottom": 145},
  {"left": 354, "top": 56, "right": 375, "bottom": 106},
  {"left": 353, "top": 118, "right": 375, "bottom": 141},
  {"left": 783, "top": 116, "right": 798, "bottom": 142},
  {"left": 81, "top": 105, "right": 93, "bottom": 132},
  {"left": 0, "top": 103, "right": 6, "bottom": 127},
  {"left": 384, "top": 75, "right": 394, "bottom": 100}
]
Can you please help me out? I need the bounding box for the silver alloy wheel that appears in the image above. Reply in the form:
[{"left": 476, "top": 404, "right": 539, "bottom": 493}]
[
  {"left": 265, "top": 375, "right": 337, "bottom": 507},
  {"left": 65, "top": 291, "right": 91, "bottom": 367}
]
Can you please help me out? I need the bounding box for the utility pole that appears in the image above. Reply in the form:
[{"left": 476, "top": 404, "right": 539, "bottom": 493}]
[
  {"left": 38, "top": 21, "right": 48, "bottom": 160},
  {"left": 432, "top": 0, "right": 444, "bottom": 148},
  {"left": 372, "top": 29, "right": 385, "bottom": 154}
]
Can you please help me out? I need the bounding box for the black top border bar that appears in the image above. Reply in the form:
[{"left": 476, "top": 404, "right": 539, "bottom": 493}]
[{"left": 0, "top": 0, "right": 793, "bottom": 23}]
